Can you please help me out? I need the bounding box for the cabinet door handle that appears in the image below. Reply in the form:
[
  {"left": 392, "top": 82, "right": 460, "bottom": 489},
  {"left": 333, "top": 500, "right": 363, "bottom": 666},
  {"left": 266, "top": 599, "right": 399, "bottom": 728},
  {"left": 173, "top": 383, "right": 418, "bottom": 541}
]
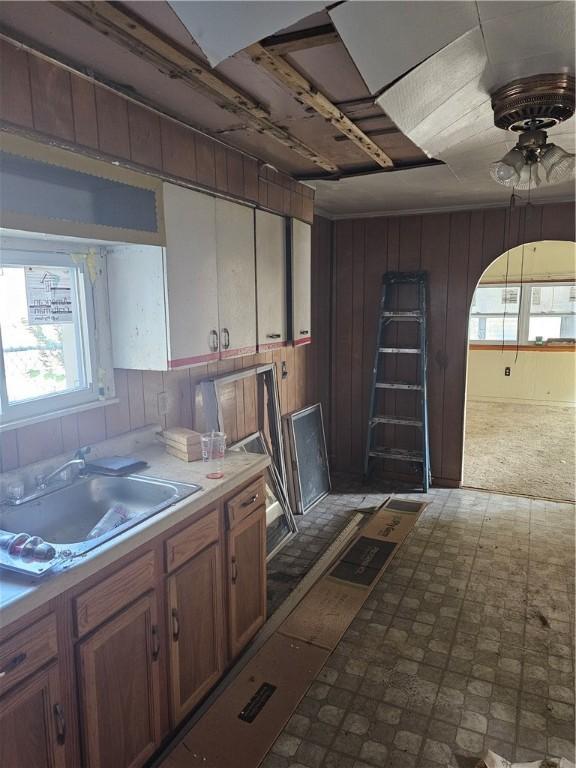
[
  {"left": 54, "top": 703, "right": 66, "bottom": 745},
  {"left": 209, "top": 329, "right": 219, "bottom": 352},
  {"left": 0, "top": 651, "right": 26, "bottom": 677},
  {"left": 231, "top": 556, "right": 238, "bottom": 585},
  {"left": 171, "top": 608, "right": 180, "bottom": 642},
  {"left": 266, "top": 333, "right": 281, "bottom": 339},
  {"left": 299, "top": 329, "right": 309, "bottom": 335},
  {"left": 151, "top": 624, "right": 160, "bottom": 661},
  {"left": 242, "top": 493, "right": 259, "bottom": 507},
  {"left": 221, "top": 328, "right": 230, "bottom": 350}
]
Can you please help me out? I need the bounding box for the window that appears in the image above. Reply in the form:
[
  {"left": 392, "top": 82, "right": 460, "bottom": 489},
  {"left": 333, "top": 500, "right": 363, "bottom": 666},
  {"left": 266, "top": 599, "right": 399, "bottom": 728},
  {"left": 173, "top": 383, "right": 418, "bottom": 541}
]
[
  {"left": 527, "top": 283, "right": 576, "bottom": 341},
  {"left": 469, "top": 281, "right": 576, "bottom": 345},
  {"left": 0, "top": 241, "right": 111, "bottom": 425},
  {"left": 469, "top": 285, "right": 520, "bottom": 342}
]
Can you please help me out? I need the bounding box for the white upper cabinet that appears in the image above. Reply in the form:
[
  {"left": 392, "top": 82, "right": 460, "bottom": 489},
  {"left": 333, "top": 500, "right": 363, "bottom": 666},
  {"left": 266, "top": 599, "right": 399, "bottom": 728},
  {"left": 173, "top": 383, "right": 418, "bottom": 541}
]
[
  {"left": 291, "top": 219, "right": 312, "bottom": 346},
  {"left": 215, "top": 198, "right": 257, "bottom": 358},
  {"left": 255, "top": 210, "right": 287, "bottom": 351},
  {"left": 163, "top": 184, "right": 220, "bottom": 366}
]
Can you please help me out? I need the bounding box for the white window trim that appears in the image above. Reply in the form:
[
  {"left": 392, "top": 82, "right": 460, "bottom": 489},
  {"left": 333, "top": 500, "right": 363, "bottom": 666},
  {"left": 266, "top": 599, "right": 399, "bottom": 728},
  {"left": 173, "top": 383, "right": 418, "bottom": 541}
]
[
  {"left": 470, "top": 280, "right": 576, "bottom": 346},
  {"left": 0, "top": 234, "right": 115, "bottom": 427}
]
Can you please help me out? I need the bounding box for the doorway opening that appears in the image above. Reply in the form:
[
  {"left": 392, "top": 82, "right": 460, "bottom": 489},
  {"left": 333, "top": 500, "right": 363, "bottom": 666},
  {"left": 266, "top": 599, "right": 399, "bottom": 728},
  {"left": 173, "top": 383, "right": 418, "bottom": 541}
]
[{"left": 462, "top": 240, "right": 576, "bottom": 501}]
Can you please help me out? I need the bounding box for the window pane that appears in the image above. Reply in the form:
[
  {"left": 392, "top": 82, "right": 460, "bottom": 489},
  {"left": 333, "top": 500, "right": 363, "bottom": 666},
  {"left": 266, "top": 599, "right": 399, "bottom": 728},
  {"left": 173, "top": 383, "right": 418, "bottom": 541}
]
[
  {"left": 529, "top": 284, "right": 576, "bottom": 314},
  {"left": 469, "top": 315, "right": 518, "bottom": 341},
  {"left": 0, "top": 265, "right": 88, "bottom": 404},
  {"left": 471, "top": 285, "right": 520, "bottom": 314}
]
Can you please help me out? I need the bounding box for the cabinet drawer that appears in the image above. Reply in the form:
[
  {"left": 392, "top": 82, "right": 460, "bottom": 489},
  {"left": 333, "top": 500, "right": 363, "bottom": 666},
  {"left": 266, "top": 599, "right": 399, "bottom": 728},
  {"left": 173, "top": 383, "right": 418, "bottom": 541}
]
[
  {"left": 226, "top": 477, "right": 265, "bottom": 529},
  {"left": 165, "top": 508, "right": 220, "bottom": 573},
  {"left": 0, "top": 613, "right": 58, "bottom": 696},
  {"left": 74, "top": 551, "right": 156, "bottom": 637}
]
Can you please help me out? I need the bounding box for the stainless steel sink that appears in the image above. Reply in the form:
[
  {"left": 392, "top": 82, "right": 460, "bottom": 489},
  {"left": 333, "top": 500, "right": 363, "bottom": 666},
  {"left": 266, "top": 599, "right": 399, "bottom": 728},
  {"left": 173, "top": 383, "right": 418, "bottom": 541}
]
[{"left": 0, "top": 474, "right": 202, "bottom": 577}]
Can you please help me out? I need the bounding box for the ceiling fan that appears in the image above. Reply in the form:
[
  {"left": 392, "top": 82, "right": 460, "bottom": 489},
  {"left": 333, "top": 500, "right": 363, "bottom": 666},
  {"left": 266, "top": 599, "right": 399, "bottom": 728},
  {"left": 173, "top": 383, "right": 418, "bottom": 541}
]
[{"left": 489, "top": 74, "right": 575, "bottom": 189}]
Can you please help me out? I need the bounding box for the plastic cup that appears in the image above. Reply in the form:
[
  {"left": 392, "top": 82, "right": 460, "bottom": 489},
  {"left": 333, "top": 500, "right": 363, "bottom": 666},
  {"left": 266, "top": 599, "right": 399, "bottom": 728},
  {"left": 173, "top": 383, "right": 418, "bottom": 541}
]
[{"left": 201, "top": 432, "right": 226, "bottom": 479}]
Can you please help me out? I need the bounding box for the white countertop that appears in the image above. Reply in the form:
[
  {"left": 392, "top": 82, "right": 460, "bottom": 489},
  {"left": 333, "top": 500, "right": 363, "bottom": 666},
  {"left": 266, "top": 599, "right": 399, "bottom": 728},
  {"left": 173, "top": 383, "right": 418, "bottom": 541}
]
[{"left": 0, "top": 445, "right": 269, "bottom": 630}]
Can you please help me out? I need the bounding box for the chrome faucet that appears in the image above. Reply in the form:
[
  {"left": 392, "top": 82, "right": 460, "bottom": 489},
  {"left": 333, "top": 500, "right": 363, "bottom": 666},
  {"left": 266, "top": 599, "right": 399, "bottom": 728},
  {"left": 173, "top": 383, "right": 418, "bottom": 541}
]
[{"left": 37, "top": 447, "right": 91, "bottom": 490}]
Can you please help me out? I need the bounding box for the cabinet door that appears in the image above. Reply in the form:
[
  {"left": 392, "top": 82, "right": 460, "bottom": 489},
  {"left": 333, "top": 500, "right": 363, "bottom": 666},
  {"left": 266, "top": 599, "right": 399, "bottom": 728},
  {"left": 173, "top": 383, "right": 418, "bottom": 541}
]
[
  {"left": 227, "top": 506, "right": 266, "bottom": 658},
  {"left": 255, "top": 210, "right": 287, "bottom": 351},
  {"left": 167, "top": 541, "right": 225, "bottom": 725},
  {"left": 0, "top": 663, "right": 66, "bottom": 768},
  {"left": 164, "top": 183, "right": 220, "bottom": 367},
  {"left": 215, "top": 198, "right": 257, "bottom": 358},
  {"left": 291, "top": 219, "right": 312, "bottom": 346},
  {"left": 77, "top": 593, "right": 161, "bottom": 768}
]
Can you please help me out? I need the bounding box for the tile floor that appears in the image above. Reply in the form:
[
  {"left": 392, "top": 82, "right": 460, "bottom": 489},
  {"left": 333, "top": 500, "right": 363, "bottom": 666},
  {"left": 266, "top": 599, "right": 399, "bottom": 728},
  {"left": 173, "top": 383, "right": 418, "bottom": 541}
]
[{"left": 264, "top": 480, "right": 575, "bottom": 768}]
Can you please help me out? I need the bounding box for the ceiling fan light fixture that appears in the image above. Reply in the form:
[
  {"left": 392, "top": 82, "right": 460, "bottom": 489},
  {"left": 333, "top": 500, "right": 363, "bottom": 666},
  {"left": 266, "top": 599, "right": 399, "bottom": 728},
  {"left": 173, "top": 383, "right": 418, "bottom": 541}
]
[
  {"left": 489, "top": 147, "right": 524, "bottom": 185},
  {"left": 514, "top": 161, "right": 542, "bottom": 190},
  {"left": 540, "top": 143, "right": 576, "bottom": 183}
]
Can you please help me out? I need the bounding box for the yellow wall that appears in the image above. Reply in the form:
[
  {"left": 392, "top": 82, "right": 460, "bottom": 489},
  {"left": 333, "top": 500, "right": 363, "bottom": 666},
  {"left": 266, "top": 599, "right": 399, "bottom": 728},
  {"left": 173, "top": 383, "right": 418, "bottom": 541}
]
[{"left": 467, "top": 241, "right": 576, "bottom": 406}]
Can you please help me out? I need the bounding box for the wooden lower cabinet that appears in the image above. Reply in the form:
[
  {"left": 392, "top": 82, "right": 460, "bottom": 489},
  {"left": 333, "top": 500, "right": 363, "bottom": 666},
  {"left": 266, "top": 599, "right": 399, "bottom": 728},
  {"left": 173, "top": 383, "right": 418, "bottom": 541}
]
[
  {"left": 166, "top": 541, "right": 225, "bottom": 725},
  {"left": 76, "top": 593, "right": 162, "bottom": 768},
  {"left": 0, "top": 663, "right": 66, "bottom": 768},
  {"left": 227, "top": 505, "right": 267, "bottom": 658}
]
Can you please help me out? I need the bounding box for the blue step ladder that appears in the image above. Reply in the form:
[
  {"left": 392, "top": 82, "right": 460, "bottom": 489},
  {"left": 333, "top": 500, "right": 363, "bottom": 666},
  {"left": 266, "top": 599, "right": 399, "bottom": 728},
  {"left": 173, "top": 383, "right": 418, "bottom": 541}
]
[{"left": 364, "top": 271, "right": 431, "bottom": 492}]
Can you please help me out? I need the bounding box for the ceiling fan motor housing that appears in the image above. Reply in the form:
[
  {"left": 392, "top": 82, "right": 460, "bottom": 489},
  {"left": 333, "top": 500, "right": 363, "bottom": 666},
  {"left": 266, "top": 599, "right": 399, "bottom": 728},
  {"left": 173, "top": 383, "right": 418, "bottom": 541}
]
[{"left": 491, "top": 73, "right": 575, "bottom": 132}]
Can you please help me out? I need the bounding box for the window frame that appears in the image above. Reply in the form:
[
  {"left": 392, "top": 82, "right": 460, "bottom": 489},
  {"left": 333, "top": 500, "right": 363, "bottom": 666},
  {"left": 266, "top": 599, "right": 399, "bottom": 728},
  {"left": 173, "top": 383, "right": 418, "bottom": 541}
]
[
  {"left": 0, "top": 236, "right": 113, "bottom": 427},
  {"left": 469, "top": 280, "right": 576, "bottom": 346}
]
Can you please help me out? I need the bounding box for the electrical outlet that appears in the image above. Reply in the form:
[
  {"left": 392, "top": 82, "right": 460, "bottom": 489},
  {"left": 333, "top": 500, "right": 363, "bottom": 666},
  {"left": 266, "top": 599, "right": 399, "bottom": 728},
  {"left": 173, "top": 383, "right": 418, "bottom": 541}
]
[
  {"left": 158, "top": 391, "right": 169, "bottom": 416},
  {"left": 281, "top": 361, "right": 288, "bottom": 379},
  {"left": 505, "top": 367, "right": 511, "bottom": 377}
]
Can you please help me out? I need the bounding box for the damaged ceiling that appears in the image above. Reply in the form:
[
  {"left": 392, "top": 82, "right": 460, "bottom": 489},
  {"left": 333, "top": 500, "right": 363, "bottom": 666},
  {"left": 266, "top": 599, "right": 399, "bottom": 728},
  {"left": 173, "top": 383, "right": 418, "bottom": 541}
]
[{"left": 0, "top": 1, "right": 574, "bottom": 215}]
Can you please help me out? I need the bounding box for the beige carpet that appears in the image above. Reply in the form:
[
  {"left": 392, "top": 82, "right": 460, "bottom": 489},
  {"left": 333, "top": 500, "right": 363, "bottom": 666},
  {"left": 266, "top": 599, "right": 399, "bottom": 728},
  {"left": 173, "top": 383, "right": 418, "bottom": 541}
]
[{"left": 463, "top": 400, "right": 576, "bottom": 501}]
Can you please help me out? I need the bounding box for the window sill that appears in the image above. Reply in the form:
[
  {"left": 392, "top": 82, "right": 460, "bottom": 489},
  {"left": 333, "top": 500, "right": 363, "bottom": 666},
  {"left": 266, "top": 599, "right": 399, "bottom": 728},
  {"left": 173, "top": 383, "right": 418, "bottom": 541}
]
[
  {"left": 469, "top": 343, "right": 576, "bottom": 351},
  {"left": 0, "top": 397, "right": 119, "bottom": 433}
]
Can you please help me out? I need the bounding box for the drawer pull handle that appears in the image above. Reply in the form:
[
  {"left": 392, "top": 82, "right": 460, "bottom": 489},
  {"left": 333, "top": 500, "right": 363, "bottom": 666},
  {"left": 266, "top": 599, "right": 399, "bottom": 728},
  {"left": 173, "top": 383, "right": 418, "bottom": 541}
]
[
  {"left": 54, "top": 703, "right": 66, "bottom": 745},
  {"left": 231, "top": 556, "right": 238, "bottom": 585},
  {"left": 266, "top": 333, "right": 281, "bottom": 339},
  {"left": 171, "top": 608, "right": 180, "bottom": 642},
  {"left": 151, "top": 625, "right": 160, "bottom": 661},
  {"left": 242, "top": 493, "right": 259, "bottom": 507},
  {"left": 299, "top": 329, "right": 309, "bottom": 335},
  {"left": 0, "top": 651, "right": 27, "bottom": 676}
]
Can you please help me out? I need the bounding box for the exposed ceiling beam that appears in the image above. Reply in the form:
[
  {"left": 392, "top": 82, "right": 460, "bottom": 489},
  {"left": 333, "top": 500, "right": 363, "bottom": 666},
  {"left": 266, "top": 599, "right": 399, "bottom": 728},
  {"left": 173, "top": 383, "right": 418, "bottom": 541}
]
[
  {"left": 295, "top": 158, "right": 444, "bottom": 182},
  {"left": 261, "top": 24, "right": 339, "bottom": 56},
  {"left": 54, "top": 1, "right": 339, "bottom": 172},
  {"left": 247, "top": 43, "right": 394, "bottom": 168}
]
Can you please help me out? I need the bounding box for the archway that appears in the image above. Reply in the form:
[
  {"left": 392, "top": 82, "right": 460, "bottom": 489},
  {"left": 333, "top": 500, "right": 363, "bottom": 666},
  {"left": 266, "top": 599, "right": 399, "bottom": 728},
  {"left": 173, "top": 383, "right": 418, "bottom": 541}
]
[{"left": 462, "top": 240, "right": 576, "bottom": 501}]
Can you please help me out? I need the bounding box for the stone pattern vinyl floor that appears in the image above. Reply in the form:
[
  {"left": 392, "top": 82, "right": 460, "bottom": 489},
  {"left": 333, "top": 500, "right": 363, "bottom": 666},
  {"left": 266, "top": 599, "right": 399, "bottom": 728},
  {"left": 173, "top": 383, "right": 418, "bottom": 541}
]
[{"left": 264, "top": 481, "right": 575, "bottom": 768}]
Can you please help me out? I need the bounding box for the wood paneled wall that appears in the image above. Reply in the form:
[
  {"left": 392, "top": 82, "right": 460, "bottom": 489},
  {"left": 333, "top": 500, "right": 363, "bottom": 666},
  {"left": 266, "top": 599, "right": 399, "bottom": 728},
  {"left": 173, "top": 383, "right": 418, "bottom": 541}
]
[
  {"left": 0, "top": 39, "right": 314, "bottom": 223},
  {"left": 316, "top": 203, "right": 575, "bottom": 486}
]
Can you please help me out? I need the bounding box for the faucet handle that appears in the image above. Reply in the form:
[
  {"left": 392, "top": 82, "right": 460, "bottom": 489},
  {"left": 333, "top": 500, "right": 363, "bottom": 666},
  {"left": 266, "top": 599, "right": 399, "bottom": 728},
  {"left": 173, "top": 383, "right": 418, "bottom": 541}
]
[{"left": 75, "top": 446, "right": 91, "bottom": 460}]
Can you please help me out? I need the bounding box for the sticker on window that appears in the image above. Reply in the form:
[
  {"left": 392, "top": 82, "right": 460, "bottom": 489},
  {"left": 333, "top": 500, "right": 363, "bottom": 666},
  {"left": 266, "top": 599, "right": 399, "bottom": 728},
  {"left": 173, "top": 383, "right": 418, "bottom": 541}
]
[{"left": 25, "top": 266, "right": 74, "bottom": 324}]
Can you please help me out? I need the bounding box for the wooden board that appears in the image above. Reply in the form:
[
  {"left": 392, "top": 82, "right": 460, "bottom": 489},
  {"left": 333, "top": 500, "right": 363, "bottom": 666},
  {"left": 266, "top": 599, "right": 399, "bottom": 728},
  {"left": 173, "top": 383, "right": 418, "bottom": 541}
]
[{"left": 167, "top": 634, "right": 329, "bottom": 768}]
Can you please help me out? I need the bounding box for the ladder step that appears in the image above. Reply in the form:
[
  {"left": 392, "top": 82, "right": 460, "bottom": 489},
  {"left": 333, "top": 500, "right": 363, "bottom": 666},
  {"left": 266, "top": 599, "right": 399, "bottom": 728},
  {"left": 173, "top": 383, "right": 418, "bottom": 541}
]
[
  {"left": 370, "top": 416, "right": 423, "bottom": 427},
  {"left": 379, "top": 347, "right": 421, "bottom": 354},
  {"left": 376, "top": 382, "right": 423, "bottom": 391},
  {"left": 381, "top": 311, "right": 422, "bottom": 321},
  {"left": 369, "top": 448, "right": 424, "bottom": 463}
]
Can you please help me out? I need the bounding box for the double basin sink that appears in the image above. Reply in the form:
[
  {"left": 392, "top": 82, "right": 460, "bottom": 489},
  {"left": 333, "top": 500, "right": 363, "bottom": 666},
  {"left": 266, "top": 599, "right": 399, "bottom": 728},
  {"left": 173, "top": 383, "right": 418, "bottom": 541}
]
[{"left": 0, "top": 474, "right": 202, "bottom": 577}]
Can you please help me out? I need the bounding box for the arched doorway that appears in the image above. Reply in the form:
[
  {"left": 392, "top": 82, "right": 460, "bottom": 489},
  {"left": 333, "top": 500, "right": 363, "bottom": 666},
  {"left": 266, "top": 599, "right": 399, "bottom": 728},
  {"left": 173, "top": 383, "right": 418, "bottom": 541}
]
[{"left": 462, "top": 240, "right": 576, "bottom": 501}]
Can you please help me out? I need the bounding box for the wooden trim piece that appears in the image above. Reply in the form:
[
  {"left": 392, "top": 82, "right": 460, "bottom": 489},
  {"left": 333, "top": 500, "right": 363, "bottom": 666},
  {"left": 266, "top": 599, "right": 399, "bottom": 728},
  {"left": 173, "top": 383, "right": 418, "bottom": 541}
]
[
  {"left": 247, "top": 44, "right": 394, "bottom": 169},
  {"left": 469, "top": 343, "right": 576, "bottom": 352},
  {"left": 55, "top": 2, "right": 339, "bottom": 173},
  {"left": 294, "top": 336, "right": 312, "bottom": 346},
  {"left": 168, "top": 352, "right": 221, "bottom": 368},
  {"left": 261, "top": 24, "right": 339, "bottom": 56},
  {"left": 73, "top": 551, "right": 156, "bottom": 637}
]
